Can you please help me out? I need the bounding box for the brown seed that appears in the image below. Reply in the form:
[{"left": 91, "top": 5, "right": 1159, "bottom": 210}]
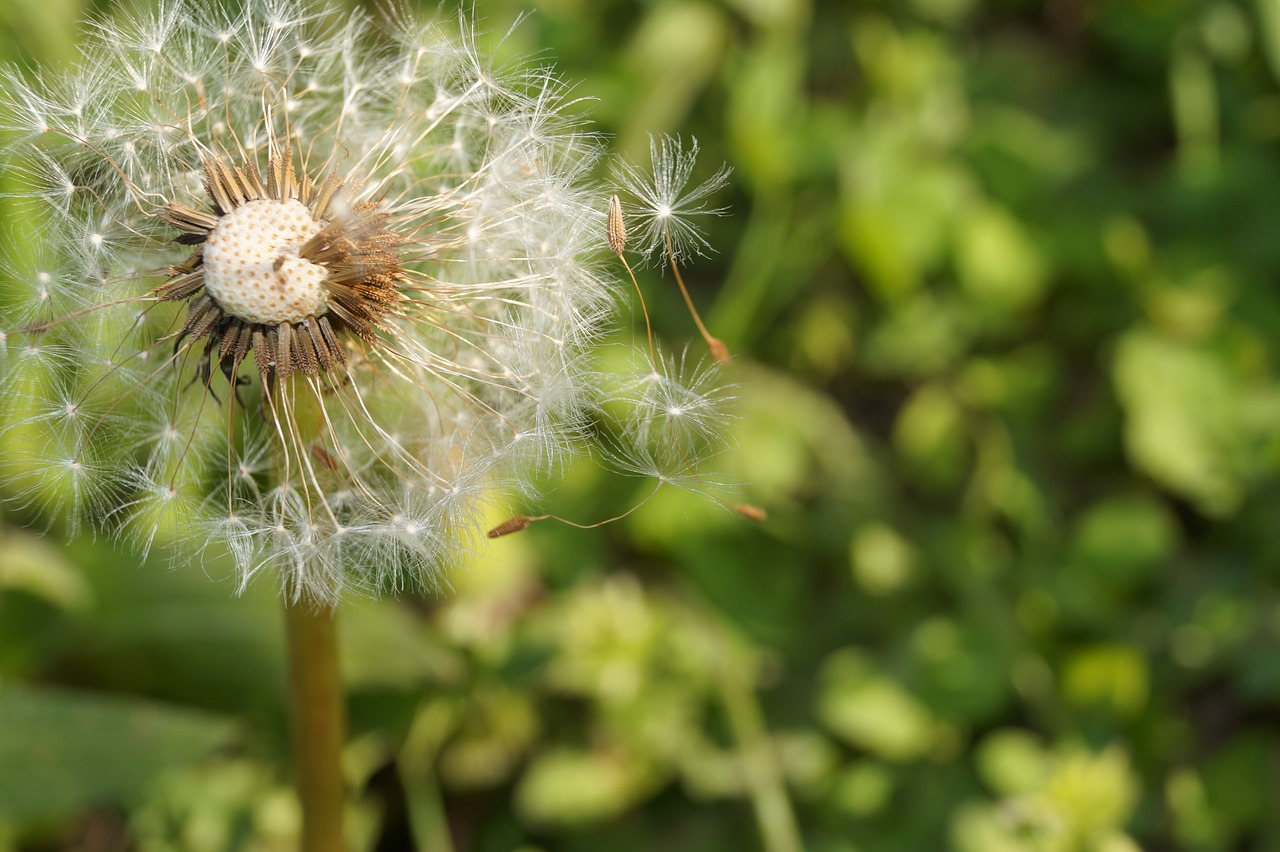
[
  {"left": 487, "top": 516, "right": 533, "bottom": 538},
  {"left": 607, "top": 194, "right": 626, "bottom": 258}
]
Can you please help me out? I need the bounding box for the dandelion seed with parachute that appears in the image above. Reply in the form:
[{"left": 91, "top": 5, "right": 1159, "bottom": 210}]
[{"left": 614, "top": 134, "right": 733, "bottom": 364}]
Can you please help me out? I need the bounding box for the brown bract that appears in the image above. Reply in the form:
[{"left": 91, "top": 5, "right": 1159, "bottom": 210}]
[{"left": 156, "top": 146, "right": 408, "bottom": 393}]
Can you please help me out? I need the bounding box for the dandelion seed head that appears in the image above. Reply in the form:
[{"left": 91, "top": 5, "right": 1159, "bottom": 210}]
[{"left": 0, "top": 0, "right": 734, "bottom": 603}]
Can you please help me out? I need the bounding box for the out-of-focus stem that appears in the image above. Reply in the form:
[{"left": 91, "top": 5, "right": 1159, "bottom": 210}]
[
  {"left": 284, "top": 598, "right": 346, "bottom": 852},
  {"left": 401, "top": 699, "right": 460, "bottom": 852},
  {"left": 715, "top": 636, "right": 803, "bottom": 852}
]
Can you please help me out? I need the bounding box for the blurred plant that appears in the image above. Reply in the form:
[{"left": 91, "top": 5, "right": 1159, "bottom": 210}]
[{"left": 955, "top": 732, "right": 1142, "bottom": 852}]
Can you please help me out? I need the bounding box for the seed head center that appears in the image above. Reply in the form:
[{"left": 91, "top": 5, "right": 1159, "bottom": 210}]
[{"left": 203, "top": 198, "right": 329, "bottom": 325}]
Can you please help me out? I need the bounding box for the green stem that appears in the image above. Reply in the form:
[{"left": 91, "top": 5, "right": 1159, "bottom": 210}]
[
  {"left": 284, "top": 598, "right": 346, "bottom": 852},
  {"left": 400, "top": 699, "right": 460, "bottom": 852},
  {"left": 711, "top": 630, "right": 804, "bottom": 852}
]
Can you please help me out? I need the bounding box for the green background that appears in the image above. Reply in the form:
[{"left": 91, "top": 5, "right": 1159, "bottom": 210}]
[{"left": 3, "top": 0, "right": 1280, "bottom": 849}]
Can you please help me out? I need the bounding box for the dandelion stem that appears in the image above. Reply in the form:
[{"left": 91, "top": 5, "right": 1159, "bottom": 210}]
[{"left": 284, "top": 598, "right": 347, "bottom": 852}]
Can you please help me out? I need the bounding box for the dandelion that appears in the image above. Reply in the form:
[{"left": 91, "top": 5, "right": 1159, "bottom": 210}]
[{"left": 0, "top": 0, "right": 617, "bottom": 605}]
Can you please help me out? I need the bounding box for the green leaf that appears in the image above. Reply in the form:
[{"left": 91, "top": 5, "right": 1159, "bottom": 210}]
[
  {"left": 340, "top": 598, "right": 465, "bottom": 689},
  {"left": 1113, "top": 329, "right": 1248, "bottom": 516},
  {"left": 515, "top": 746, "right": 657, "bottom": 826},
  {"left": 0, "top": 529, "right": 91, "bottom": 610},
  {"left": 830, "top": 760, "right": 895, "bottom": 817},
  {"left": 817, "top": 649, "right": 939, "bottom": 761},
  {"left": 893, "top": 384, "right": 967, "bottom": 489},
  {"left": 0, "top": 685, "right": 236, "bottom": 818},
  {"left": 850, "top": 523, "right": 919, "bottom": 595},
  {"left": 1070, "top": 493, "right": 1178, "bottom": 586},
  {"left": 955, "top": 203, "right": 1047, "bottom": 313},
  {"left": 1062, "top": 645, "right": 1150, "bottom": 718},
  {"left": 975, "top": 729, "right": 1049, "bottom": 797}
]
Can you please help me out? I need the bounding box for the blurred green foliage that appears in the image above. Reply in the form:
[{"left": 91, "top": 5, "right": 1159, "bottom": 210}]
[{"left": 5, "top": 0, "right": 1280, "bottom": 849}]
